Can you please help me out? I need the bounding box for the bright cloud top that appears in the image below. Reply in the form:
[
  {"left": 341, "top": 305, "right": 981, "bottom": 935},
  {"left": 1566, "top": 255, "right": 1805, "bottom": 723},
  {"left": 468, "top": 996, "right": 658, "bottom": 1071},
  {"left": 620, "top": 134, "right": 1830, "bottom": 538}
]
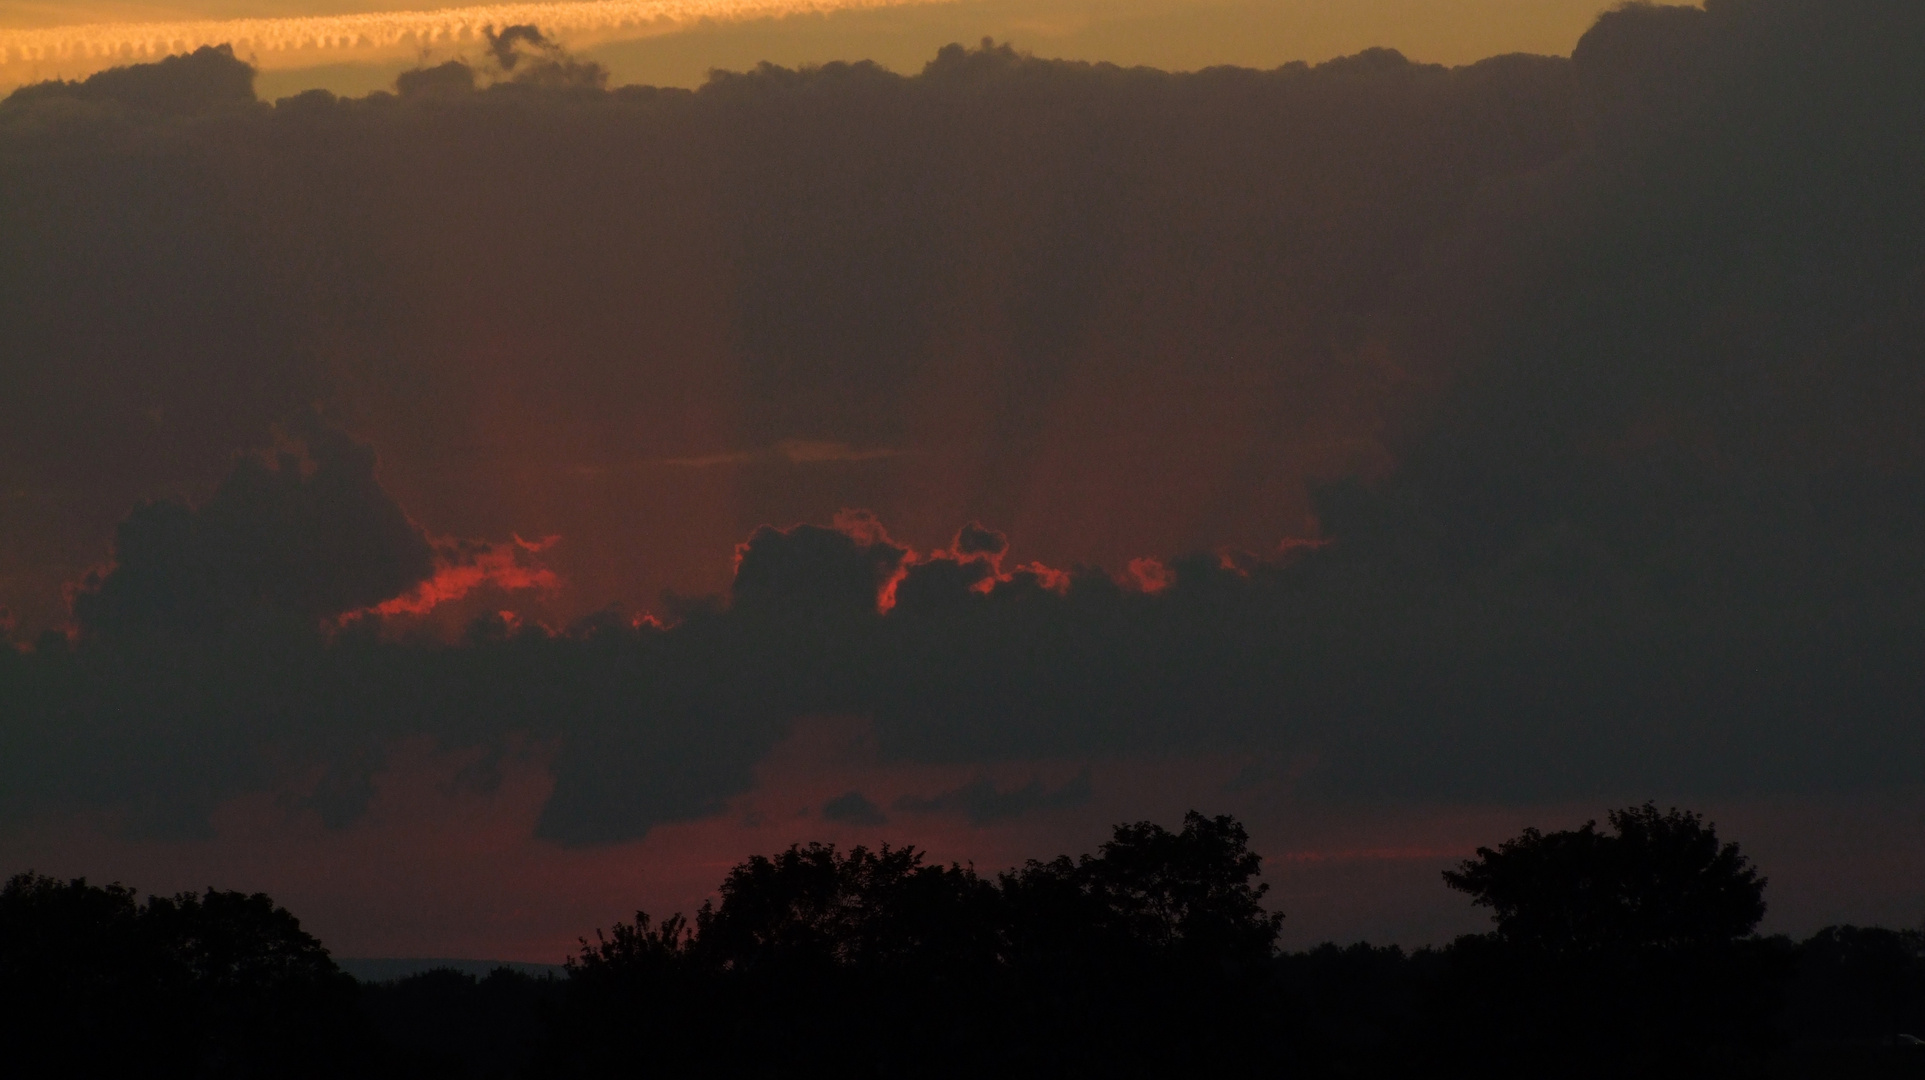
[{"left": 0, "top": 0, "right": 949, "bottom": 73}]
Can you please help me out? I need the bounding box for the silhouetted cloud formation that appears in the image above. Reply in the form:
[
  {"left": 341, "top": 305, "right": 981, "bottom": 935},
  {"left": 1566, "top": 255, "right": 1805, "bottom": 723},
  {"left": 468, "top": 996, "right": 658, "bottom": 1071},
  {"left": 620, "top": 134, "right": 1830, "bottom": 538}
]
[
  {"left": 72, "top": 423, "right": 436, "bottom": 639},
  {"left": 821, "top": 791, "right": 887, "bottom": 825},
  {"left": 0, "top": 27, "right": 1580, "bottom": 633},
  {"left": 730, "top": 511, "right": 908, "bottom": 616},
  {"left": 6, "top": 44, "right": 256, "bottom": 116},
  {"left": 1, "top": 0, "right": 1923, "bottom": 850},
  {"left": 894, "top": 772, "right": 1093, "bottom": 825}
]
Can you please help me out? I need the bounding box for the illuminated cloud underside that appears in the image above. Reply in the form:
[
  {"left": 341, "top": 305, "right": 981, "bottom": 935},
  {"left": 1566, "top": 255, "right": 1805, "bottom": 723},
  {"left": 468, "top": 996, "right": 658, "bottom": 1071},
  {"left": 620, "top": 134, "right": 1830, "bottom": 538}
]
[{"left": 0, "top": 0, "right": 951, "bottom": 71}]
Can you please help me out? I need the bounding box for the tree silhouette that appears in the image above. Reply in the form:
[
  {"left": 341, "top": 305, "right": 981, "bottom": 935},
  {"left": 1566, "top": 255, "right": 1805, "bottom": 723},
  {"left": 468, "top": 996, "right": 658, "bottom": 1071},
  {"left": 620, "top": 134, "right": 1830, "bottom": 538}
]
[
  {"left": 1084, "top": 811, "right": 1285, "bottom": 963},
  {"left": 0, "top": 872, "right": 356, "bottom": 1077},
  {"left": 691, "top": 842, "right": 996, "bottom": 973},
  {"left": 1782, "top": 925, "right": 1925, "bottom": 1045},
  {"left": 569, "top": 910, "right": 690, "bottom": 983},
  {"left": 553, "top": 813, "right": 1289, "bottom": 1077},
  {"left": 1443, "top": 803, "right": 1766, "bottom": 954},
  {"left": 1001, "top": 813, "right": 1289, "bottom": 1075},
  {"left": 1436, "top": 805, "right": 1785, "bottom": 1079},
  {"left": 22, "top": 807, "right": 1925, "bottom": 1077}
]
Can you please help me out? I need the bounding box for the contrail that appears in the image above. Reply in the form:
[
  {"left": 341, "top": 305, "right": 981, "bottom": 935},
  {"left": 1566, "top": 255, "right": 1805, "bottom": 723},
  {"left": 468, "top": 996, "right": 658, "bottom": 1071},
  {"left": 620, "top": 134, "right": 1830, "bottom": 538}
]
[{"left": 0, "top": 0, "right": 949, "bottom": 73}]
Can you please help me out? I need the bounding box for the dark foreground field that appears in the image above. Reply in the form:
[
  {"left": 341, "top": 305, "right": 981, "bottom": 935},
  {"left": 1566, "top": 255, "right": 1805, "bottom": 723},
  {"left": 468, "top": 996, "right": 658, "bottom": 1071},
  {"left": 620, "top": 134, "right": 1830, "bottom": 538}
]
[{"left": 4, "top": 808, "right": 1923, "bottom": 1079}]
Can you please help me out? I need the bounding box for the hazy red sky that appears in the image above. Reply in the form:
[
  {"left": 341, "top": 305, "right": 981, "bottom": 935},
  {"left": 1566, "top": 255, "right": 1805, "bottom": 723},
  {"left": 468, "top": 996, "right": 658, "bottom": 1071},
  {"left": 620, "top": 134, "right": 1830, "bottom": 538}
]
[{"left": 4, "top": 0, "right": 1922, "bottom": 966}]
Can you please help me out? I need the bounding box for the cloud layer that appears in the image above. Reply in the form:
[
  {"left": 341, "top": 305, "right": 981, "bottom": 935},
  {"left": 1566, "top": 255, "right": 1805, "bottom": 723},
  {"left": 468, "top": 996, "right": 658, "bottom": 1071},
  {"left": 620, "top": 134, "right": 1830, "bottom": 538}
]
[
  {"left": 0, "top": 2, "right": 1921, "bottom": 936},
  {"left": 0, "top": 33, "right": 1583, "bottom": 634}
]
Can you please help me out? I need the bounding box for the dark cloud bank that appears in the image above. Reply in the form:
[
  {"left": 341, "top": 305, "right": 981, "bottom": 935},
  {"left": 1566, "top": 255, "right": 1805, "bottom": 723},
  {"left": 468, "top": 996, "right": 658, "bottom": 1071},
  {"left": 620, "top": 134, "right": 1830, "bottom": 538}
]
[{"left": 2, "top": 1, "right": 1923, "bottom": 847}]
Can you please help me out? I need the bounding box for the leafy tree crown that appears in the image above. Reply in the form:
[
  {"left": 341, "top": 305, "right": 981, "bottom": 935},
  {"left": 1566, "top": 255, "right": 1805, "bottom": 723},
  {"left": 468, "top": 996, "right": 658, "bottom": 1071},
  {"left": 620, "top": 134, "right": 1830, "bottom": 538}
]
[{"left": 1443, "top": 803, "right": 1766, "bottom": 954}]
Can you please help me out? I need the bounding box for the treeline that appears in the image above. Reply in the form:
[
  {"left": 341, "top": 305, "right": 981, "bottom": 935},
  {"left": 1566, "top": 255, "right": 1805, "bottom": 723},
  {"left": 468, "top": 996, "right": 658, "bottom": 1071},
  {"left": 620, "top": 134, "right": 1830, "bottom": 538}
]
[
  {"left": 0, "top": 874, "right": 359, "bottom": 1075},
  {"left": 4, "top": 808, "right": 1923, "bottom": 1077}
]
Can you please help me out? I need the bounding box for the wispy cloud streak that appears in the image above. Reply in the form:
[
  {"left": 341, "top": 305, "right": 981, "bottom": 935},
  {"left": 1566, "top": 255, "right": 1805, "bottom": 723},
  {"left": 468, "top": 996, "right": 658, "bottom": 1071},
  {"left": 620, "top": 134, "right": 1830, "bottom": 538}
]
[{"left": 0, "top": 0, "right": 949, "bottom": 71}]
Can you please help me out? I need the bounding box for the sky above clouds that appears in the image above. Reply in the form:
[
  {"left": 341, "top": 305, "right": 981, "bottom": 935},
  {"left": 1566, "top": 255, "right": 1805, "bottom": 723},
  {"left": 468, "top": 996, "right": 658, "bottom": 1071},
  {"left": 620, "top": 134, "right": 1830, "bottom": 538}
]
[
  {"left": 0, "top": 0, "right": 1616, "bottom": 97},
  {"left": 3, "top": 0, "right": 1924, "bottom": 961}
]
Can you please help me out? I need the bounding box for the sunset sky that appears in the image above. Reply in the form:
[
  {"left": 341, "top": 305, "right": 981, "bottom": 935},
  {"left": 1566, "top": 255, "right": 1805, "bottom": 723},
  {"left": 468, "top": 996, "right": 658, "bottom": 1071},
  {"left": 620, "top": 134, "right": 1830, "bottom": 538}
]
[
  {"left": 1, "top": 0, "right": 1613, "bottom": 96},
  {"left": 4, "top": 0, "right": 1924, "bottom": 966}
]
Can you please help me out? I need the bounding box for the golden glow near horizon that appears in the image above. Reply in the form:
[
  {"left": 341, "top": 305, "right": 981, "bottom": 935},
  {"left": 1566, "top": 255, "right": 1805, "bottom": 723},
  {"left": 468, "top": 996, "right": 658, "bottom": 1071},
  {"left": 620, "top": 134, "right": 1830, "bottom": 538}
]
[
  {"left": 0, "top": 0, "right": 950, "bottom": 70},
  {"left": 0, "top": 0, "right": 1619, "bottom": 95}
]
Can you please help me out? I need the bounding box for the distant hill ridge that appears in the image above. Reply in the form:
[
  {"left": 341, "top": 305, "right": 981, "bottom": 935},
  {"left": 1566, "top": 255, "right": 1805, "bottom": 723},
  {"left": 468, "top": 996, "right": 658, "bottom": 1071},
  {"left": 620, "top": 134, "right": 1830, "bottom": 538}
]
[{"left": 338, "top": 957, "right": 566, "bottom": 982}]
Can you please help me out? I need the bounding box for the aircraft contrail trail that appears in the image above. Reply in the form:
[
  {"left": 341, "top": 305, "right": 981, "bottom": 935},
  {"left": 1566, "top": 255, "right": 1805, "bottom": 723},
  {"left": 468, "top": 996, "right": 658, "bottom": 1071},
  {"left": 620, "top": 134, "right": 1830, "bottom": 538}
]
[{"left": 0, "top": 0, "right": 948, "bottom": 72}]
